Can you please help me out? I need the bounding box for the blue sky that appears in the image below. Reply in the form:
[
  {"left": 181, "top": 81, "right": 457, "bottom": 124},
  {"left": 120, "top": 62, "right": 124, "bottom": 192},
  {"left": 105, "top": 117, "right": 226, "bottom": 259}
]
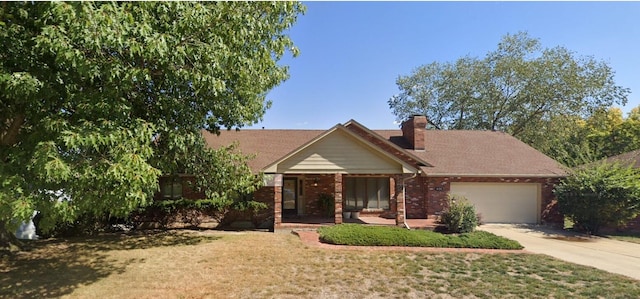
[{"left": 249, "top": 1, "right": 640, "bottom": 130}]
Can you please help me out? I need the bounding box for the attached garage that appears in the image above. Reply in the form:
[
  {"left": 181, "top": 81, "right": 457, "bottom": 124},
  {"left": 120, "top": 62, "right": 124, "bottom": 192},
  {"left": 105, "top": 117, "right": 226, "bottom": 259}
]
[{"left": 449, "top": 182, "right": 540, "bottom": 223}]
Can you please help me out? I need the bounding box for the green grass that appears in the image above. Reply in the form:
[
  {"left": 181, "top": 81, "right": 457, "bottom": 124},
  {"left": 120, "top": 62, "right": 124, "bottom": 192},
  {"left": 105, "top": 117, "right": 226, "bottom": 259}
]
[
  {"left": 318, "top": 224, "right": 524, "bottom": 249},
  {"left": 604, "top": 231, "right": 640, "bottom": 244}
]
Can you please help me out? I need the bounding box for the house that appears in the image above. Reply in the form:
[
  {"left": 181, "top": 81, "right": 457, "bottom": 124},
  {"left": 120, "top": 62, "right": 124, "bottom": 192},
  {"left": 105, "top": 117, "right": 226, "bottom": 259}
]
[
  {"left": 600, "top": 149, "right": 640, "bottom": 231},
  {"left": 203, "top": 115, "right": 567, "bottom": 230}
]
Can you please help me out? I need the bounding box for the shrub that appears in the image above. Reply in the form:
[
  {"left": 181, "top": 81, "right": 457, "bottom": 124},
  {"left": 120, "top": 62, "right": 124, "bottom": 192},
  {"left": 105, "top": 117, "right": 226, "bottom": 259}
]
[
  {"left": 317, "top": 193, "right": 334, "bottom": 217},
  {"left": 131, "top": 196, "right": 268, "bottom": 229},
  {"left": 555, "top": 162, "right": 640, "bottom": 234},
  {"left": 317, "top": 224, "right": 522, "bottom": 249},
  {"left": 35, "top": 212, "right": 131, "bottom": 238},
  {"left": 439, "top": 195, "right": 478, "bottom": 233}
]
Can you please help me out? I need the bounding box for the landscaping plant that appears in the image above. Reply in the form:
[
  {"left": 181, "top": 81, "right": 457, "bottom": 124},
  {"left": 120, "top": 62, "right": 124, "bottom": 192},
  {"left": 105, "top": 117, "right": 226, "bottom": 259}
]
[
  {"left": 439, "top": 195, "right": 478, "bottom": 233},
  {"left": 317, "top": 193, "right": 335, "bottom": 218},
  {"left": 554, "top": 162, "right": 640, "bottom": 234},
  {"left": 318, "top": 224, "right": 522, "bottom": 249}
]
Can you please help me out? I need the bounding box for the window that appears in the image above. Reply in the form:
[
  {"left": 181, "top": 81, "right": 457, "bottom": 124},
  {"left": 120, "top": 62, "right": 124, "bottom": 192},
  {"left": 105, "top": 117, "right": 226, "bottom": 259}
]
[
  {"left": 161, "top": 179, "right": 183, "bottom": 199},
  {"left": 344, "top": 177, "right": 390, "bottom": 210}
]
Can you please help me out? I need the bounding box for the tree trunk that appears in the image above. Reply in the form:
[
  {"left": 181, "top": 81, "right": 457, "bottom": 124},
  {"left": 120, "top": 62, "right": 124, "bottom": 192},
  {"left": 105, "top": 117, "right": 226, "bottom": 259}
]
[{"left": 0, "top": 221, "right": 23, "bottom": 254}]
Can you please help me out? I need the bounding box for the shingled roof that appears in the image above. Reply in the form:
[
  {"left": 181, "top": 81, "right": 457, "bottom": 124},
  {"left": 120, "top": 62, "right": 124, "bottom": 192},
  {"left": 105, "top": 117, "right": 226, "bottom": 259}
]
[
  {"left": 203, "top": 124, "right": 567, "bottom": 177},
  {"left": 602, "top": 149, "right": 640, "bottom": 168},
  {"left": 375, "top": 130, "right": 566, "bottom": 177}
]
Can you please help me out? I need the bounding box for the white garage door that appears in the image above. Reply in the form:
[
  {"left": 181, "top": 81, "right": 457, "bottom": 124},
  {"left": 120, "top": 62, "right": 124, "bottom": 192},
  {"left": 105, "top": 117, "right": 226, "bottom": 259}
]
[{"left": 449, "top": 183, "right": 539, "bottom": 223}]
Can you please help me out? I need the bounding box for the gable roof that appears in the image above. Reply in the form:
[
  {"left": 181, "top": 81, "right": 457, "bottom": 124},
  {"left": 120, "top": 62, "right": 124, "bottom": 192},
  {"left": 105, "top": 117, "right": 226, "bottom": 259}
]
[
  {"left": 602, "top": 149, "right": 640, "bottom": 168},
  {"left": 343, "top": 119, "right": 432, "bottom": 167},
  {"left": 204, "top": 121, "right": 567, "bottom": 177},
  {"left": 261, "top": 124, "right": 418, "bottom": 174}
]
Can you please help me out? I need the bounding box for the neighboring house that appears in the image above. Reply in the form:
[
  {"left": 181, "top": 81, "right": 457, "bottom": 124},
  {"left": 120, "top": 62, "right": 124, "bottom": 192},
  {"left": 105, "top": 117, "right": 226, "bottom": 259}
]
[
  {"left": 601, "top": 150, "right": 640, "bottom": 230},
  {"left": 603, "top": 149, "right": 640, "bottom": 168},
  {"left": 203, "top": 115, "right": 567, "bottom": 229}
]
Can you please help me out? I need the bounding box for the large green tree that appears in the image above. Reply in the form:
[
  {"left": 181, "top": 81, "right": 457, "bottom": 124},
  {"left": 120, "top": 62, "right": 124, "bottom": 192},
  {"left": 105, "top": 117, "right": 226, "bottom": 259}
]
[
  {"left": 538, "top": 106, "right": 640, "bottom": 167},
  {"left": 388, "top": 32, "right": 630, "bottom": 156},
  {"left": 582, "top": 107, "right": 640, "bottom": 159},
  {"left": 1, "top": 2, "right": 303, "bottom": 251}
]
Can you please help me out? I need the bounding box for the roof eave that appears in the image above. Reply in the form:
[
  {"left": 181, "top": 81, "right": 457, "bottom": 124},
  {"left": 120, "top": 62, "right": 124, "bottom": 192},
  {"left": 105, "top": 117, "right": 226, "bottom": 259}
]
[{"left": 423, "top": 173, "right": 567, "bottom": 178}]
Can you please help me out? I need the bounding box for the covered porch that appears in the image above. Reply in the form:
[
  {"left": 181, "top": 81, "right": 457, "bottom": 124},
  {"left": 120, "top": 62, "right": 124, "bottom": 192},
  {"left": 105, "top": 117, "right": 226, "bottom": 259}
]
[
  {"left": 253, "top": 124, "right": 422, "bottom": 230},
  {"left": 257, "top": 172, "right": 422, "bottom": 231}
]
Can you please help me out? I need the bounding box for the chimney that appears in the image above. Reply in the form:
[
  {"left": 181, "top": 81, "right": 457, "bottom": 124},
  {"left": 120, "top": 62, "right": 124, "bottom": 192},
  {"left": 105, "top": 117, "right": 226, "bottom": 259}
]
[{"left": 401, "top": 115, "right": 427, "bottom": 151}]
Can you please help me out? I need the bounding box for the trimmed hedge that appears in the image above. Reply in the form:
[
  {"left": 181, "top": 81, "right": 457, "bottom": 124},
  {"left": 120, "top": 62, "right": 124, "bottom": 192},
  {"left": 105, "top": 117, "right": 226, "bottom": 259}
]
[{"left": 318, "top": 224, "right": 523, "bottom": 250}]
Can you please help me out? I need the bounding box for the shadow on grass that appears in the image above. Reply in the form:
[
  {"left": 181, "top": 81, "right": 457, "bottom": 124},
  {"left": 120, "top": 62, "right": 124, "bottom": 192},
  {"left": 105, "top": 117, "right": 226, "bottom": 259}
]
[{"left": 0, "top": 230, "right": 221, "bottom": 298}]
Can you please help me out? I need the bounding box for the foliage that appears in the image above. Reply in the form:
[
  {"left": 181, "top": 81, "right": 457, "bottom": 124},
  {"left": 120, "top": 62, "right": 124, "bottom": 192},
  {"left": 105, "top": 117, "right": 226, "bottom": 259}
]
[
  {"left": 531, "top": 106, "right": 640, "bottom": 168},
  {"left": 582, "top": 107, "right": 640, "bottom": 160},
  {"left": 0, "top": 1, "right": 303, "bottom": 246},
  {"left": 439, "top": 195, "right": 478, "bottom": 233},
  {"left": 317, "top": 193, "right": 335, "bottom": 217},
  {"left": 318, "top": 224, "right": 523, "bottom": 249},
  {"left": 132, "top": 197, "right": 268, "bottom": 229},
  {"left": 554, "top": 162, "right": 640, "bottom": 234},
  {"left": 34, "top": 212, "right": 124, "bottom": 238},
  {"left": 389, "top": 31, "right": 629, "bottom": 161}
]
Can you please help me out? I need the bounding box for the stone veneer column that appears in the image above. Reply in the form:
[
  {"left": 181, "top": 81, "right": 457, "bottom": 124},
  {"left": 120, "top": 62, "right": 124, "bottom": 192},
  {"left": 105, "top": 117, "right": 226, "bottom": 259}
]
[
  {"left": 396, "top": 175, "right": 406, "bottom": 227},
  {"left": 334, "top": 173, "right": 343, "bottom": 224},
  {"left": 274, "top": 186, "right": 282, "bottom": 227}
]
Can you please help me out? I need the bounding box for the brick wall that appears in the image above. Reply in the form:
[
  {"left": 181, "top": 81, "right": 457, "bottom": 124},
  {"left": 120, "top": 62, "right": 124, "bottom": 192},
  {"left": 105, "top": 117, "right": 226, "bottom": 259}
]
[
  {"left": 400, "top": 115, "right": 427, "bottom": 150},
  {"left": 302, "top": 174, "right": 336, "bottom": 218},
  {"left": 404, "top": 175, "right": 427, "bottom": 219},
  {"left": 254, "top": 174, "right": 564, "bottom": 227}
]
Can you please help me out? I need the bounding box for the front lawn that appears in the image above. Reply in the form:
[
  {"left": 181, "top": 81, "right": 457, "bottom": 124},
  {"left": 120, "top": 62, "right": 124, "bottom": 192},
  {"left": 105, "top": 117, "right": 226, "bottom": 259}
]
[
  {"left": 318, "top": 224, "right": 523, "bottom": 249},
  {"left": 2, "top": 230, "right": 639, "bottom": 298}
]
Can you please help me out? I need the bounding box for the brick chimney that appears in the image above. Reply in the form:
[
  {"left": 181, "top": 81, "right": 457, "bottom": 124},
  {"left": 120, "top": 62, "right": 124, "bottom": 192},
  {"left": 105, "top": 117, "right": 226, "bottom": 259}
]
[{"left": 401, "top": 115, "right": 427, "bottom": 151}]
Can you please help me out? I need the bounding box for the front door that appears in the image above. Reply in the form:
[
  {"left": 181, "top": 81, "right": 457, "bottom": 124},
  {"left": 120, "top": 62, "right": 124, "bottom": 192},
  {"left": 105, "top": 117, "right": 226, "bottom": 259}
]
[{"left": 282, "top": 178, "right": 298, "bottom": 216}]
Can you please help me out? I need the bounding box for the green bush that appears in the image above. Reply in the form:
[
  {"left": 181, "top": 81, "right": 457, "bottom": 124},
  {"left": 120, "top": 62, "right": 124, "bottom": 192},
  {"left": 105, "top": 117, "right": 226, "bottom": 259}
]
[
  {"left": 555, "top": 162, "right": 640, "bottom": 234},
  {"left": 132, "top": 196, "right": 269, "bottom": 229},
  {"left": 318, "top": 224, "right": 522, "bottom": 249},
  {"left": 317, "top": 193, "right": 334, "bottom": 217},
  {"left": 439, "top": 195, "right": 478, "bottom": 233},
  {"left": 34, "top": 211, "right": 135, "bottom": 238}
]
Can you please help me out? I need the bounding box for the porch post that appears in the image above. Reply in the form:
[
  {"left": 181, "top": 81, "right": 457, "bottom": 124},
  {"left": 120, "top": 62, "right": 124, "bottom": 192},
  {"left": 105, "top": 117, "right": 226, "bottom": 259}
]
[
  {"left": 396, "top": 175, "right": 406, "bottom": 227},
  {"left": 334, "top": 173, "right": 343, "bottom": 224},
  {"left": 274, "top": 186, "right": 282, "bottom": 227}
]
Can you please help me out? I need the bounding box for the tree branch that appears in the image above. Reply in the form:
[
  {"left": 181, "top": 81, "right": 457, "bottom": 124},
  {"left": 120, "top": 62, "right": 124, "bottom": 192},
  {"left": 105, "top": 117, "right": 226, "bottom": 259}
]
[{"left": 1, "top": 114, "right": 25, "bottom": 146}]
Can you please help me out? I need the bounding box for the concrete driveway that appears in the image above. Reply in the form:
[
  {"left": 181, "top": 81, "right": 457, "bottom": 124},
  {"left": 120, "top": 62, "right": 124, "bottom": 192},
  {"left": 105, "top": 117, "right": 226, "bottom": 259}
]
[{"left": 479, "top": 224, "right": 640, "bottom": 281}]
